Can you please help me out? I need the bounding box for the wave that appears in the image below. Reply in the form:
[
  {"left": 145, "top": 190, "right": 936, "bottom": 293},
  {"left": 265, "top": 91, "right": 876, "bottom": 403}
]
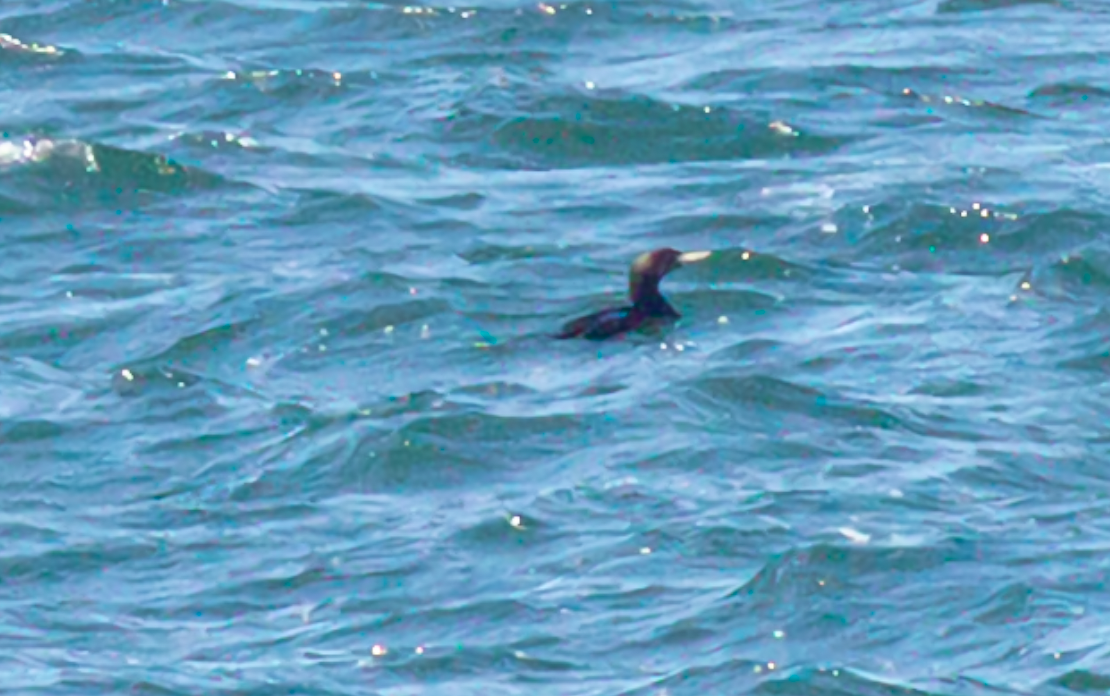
[
  {"left": 937, "top": 0, "right": 1060, "bottom": 14},
  {"left": 845, "top": 203, "right": 1097, "bottom": 274},
  {"left": 0, "top": 135, "right": 229, "bottom": 212}
]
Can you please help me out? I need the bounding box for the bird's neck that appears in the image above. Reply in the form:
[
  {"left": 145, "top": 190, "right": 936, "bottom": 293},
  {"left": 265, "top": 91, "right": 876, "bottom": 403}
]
[{"left": 630, "top": 276, "right": 678, "bottom": 317}]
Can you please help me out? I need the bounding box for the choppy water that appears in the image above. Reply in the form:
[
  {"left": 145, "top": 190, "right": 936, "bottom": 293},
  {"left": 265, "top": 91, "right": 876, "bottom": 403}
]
[{"left": 4, "top": 0, "right": 1110, "bottom": 693}]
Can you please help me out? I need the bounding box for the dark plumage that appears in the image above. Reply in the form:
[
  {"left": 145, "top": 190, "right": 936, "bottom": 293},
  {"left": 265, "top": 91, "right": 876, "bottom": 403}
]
[{"left": 554, "top": 247, "right": 711, "bottom": 340}]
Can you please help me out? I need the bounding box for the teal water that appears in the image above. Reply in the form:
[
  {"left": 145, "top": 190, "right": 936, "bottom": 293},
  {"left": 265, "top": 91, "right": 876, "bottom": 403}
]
[{"left": 4, "top": 0, "right": 1110, "bottom": 694}]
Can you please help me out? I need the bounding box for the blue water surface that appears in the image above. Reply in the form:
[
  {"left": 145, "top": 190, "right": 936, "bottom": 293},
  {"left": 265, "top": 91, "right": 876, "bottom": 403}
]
[{"left": 3, "top": 0, "right": 1110, "bottom": 693}]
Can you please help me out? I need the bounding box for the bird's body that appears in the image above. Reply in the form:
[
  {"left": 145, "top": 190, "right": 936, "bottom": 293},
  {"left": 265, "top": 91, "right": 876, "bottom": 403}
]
[
  {"left": 553, "top": 304, "right": 671, "bottom": 340},
  {"left": 554, "top": 248, "right": 710, "bottom": 340}
]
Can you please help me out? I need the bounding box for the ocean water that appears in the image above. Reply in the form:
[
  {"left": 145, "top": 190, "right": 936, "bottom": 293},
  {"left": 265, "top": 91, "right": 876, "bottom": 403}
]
[{"left": 4, "top": 0, "right": 1110, "bottom": 693}]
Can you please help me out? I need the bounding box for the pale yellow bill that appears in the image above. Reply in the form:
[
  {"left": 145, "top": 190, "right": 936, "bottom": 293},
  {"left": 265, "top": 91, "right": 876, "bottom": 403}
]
[{"left": 677, "top": 250, "right": 712, "bottom": 264}]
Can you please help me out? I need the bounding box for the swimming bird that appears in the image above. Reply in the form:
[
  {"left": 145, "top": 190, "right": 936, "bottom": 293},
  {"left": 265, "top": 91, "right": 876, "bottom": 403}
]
[{"left": 554, "top": 247, "right": 711, "bottom": 340}]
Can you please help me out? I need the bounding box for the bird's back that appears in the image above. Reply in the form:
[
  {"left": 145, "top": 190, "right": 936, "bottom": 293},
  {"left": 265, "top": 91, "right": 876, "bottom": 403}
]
[{"left": 554, "top": 306, "right": 642, "bottom": 340}]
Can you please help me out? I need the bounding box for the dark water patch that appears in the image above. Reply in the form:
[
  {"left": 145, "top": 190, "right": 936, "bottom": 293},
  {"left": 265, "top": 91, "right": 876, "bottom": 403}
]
[
  {"left": 203, "top": 560, "right": 344, "bottom": 607},
  {"left": 700, "top": 63, "right": 988, "bottom": 90},
  {"left": 136, "top": 419, "right": 291, "bottom": 473},
  {"left": 457, "top": 242, "right": 566, "bottom": 266},
  {"left": 107, "top": 366, "right": 247, "bottom": 430},
  {"left": 266, "top": 185, "right": 474, "bottom": 250},
  {"left": 870, "top": 110, "right": 947, "bottom": 130},
  {"left": 0, "top": 519, "right": 66, "bottom": 552},
  {"left": 983, "top": 441, "right": 1110, "bottom": 494},
  {"left": 450, "top": 512, "right": 559, "bottom": 561},
  {"left": 338, "top": 404, "right": 600, "bottom": 491},
  {"left": 450, "top": 512, "right": 564, "bottom": 558},
  {"left": 622, "top": 657, "right": 768, "bottom": 696},
  {"left": 36, "top": 678, "right": 195, "bottom": 696},
  {"left": 1048, "top": 670, "right": 1110, "bottom": 693},
  {"left": 0, "top": 539, "right": 161, "bottom": 587},
  {"left": 400, "top": 410, "right": 581, "bottom": 450},
  {"left": 0, "top": 418, "right": 69, "bottom": 444},
  {"left": 493, "top": 102, "right": 844, "bottom": 168},
  {"left": 1024, "top": 249, "right": 1110, "bottom": 301},
  {"left": 4, "top": 0, "right": 300, "bottom": 54},
  {"left": 708, "top": 337, "right": 790, "bottom": 365},
  {"left": 627, "top": 2, "right": 753, "bottom": 31},
  {"left": 937, "top": 0, "right": 1061, "bottom": 13},
  {"left": 1, "top": 52, "right": 191, "bottom": 130},
  {"left": 970, "top": 582, "right": 1039, "bottom": 626},
  {"left": 899, "top": 87, "right": 1041, "bottom": 120},
  {"left": 1057, "top": 347, "right": 1110, "bottom": 374},
  {"left": 441, "top": 86, "right": 852, "bottom": 169},
  {"left": 708, "top": 248, "right": 814, "bottom": 284},
  {"left": 649, "top": 212, "right": 775, "bottom": 243},
  {"left": 752, "top": 667, "right": 951, "bottom": 696},
  {"left": 1029, "top": 82, "right": 1110, "bottom": 106},
  {"left": 372, "top": 642, "right": 580, "bottom": 689},
  {"left": 417, "top": 191, "right": 485, "bottom": 210},
  {"left": 908, "top": 377, "right": 992, "bottom": 398},
  {"left": 159, "top": 409, "right": 400, "bottom": 505},
  {"left": 450, "top": 380, "right": 540, "bottom": 407},
  {"left": 671, "top": 520, "right": 797, "bottom": 572},
  {"left": 120, "top": 319, "right": 259, "bottom": 372},
  {"left": 728, "top": 538, "right": 983, "bottom": 603},
  {"left": 1, "top": 0, "right": 180, "bottom": 35},
  {"left": 848, "top": 203, "right": 1096, "bottom": 274},
  {"left": 0, "top": 136, "right": 229, "bottom": 213},
  {"left": 306, "top": 298, "right": 454, "bottom": 348},
  {"left": 47, "top": 268, "right": 186, "bottom": 302},
  {"left": 91, "top": 141, "right": 225, "bottom": 192},
  {"left": 684, "top": 65, "right": 1002, "bottom": 121},
  {"left": 351, "top": 389, "right": 455, "bottom": 423},
  {"left": 214, "top": 67, "right": 346, "bottom": 104},
  {"left": 333, "top": 419, "right": 510, "bottom": 493},
  {"left": 947, "top": 448, "right": 1072, "bottom": 497},
  {"left": 0, "top": 354, "right": 87, "bottom": 418},
  {"left": 684, "top": 373, "right": 906, "bottom": 433},
  {"left": 167, "top": 129, "right": 273, "bottom": 157},
  {"left": 1047, "top": 307, "right": 1110, "bottom": 374},
  {"left": 273, "top": 188, "right": 400, "bottom": 226},
  {"left": 0, "top": 190, "right": 32, "bottom": 214},
  {"left": 896, "top": 404, "right": 1008, "bottom": 444},
  {"left": 499, "top": 197, "right": 638, "bottom": 224},
  {"left": 142, "top": 426, "right": 336, "bottom": 508},
  {"left": 822, "top": 461, "right": 891, "bottom": 481},
  {"left": 0, "top": 302, "right": 154, "bottom": 367},
  {"left": 388, "top": 0, "right": 751, "bottom": 61},
  {"left": 678, "top": 288, "right": 784, "bottom": 334}
]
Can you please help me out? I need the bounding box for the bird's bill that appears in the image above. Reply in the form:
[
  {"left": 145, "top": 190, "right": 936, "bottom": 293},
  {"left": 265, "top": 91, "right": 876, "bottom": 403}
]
[{"left": 677, "top": 250, "right": 712, "bottom": 265}]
